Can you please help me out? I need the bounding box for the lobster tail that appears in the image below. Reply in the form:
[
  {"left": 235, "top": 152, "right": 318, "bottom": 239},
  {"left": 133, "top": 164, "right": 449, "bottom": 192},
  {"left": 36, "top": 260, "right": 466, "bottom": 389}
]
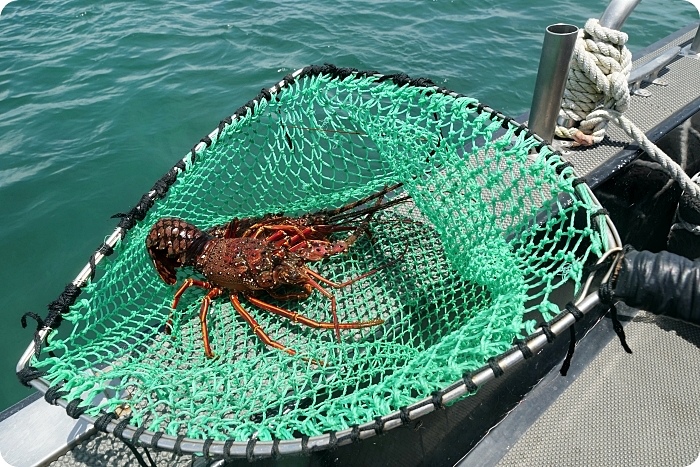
[{"left": 145, "top": 218, "right": 206, "bottom": 284}]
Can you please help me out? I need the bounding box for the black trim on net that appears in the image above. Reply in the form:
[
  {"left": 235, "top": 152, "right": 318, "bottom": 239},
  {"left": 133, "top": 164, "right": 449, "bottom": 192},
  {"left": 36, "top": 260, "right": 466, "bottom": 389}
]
[
  {"left": 245, "top": 437, "right": 258, "bottom": 462},
  {"left": 582, "top": 256, "right": 613, "bottom": 279},
  {"left": 270, "top": 437, "right": 281, "bottom": 459},
  {"left": 223, "top": 439, "right": 234, "bottom": 461},
  {"left": 500, "top": 116, "right": 514, "bottom": 130},
  {"left": 514, "top": 123, "right": 529, "bottom": 137},
  {"left": 538, "top": 322, "right": 556, "bottom": 343},
  {"left": 559, "top": 302, "right": 586, "bottom": 376},
  {"left": 598, "top": 274, "right": 633, "bottom": 354},
  {"left": 431, "top": 390, "right": 446, "bottom": 410},
  {"left": 374, "top": 416, "right": 386, "bottom": 435},
  {"left": 218, "top": 116, "right": 232, "bottom": 135},
  {"left": 592, "top": 208, "right": 609, "bottom": 219},
  {"left": 555, "top": 159, "right": 574, "bottom": 175},
  {"left": 114, "top": 416, "right": 131, "bottom": 439},
  {"left": 200, "top": 135, "right": 213, "bottom": 148},
  {"left": 66, "top": 398, "right": 87, "bottom": 419},
  {"left": 350, "top": 424, "right": 361, "bottom": 442},
  {"left": 133, "top": 423, "right": 149, "bottom": 447},
  {"left": 328, "top": 431, "right": 338, "bottom": 450},
  {"left": 487, "top": 357, "right": 504, "bottom": 378},
  {"left": 514, "top": 339, "right": 534, "bottom": 359},
  {"left": 202, "top": 438, "right": 214, "bottom": 458},
  {"left": 462, "top": 374, "right": 479, "bottom": 393},
  {"left": 149, "top": 432, "right": 163, "bottom": 450},
  {"left": 566, "top": 302, "right": 585, "bottom": 322},
  {"left": 572, "top": 177, "right": 587, "bottom": 187},
  {"left": 111, "top": 159, "right": 184, "bottom": 237},
  {"left": 113, "top": 416, "right": 157, "bottom": 467},
  {"left": 20, "top": 283, "right": 82, "bottom": 358},
  {"left": 174, "top": 434, "right": 186, "bottom": 456},
  {"left": 95, "top": 412, "right": 117, "bottom": 432},
  {"left": 382, "top": 409, "right": 401, "bottom": 427},
  {"left": 44, "top": 383, "right": 67, "bottom": 405},
  {"left": 97, "top": 242, "right": 114, "bottom": 256},
  {"left": 399, "top": 406, "right": 411, "bottom": 424}
]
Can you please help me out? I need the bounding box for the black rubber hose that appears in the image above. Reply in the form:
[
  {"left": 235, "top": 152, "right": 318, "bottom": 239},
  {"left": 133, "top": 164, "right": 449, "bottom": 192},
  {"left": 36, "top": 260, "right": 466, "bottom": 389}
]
[{"left": 614, "top": 248, "right": 700, "bottom": 323}]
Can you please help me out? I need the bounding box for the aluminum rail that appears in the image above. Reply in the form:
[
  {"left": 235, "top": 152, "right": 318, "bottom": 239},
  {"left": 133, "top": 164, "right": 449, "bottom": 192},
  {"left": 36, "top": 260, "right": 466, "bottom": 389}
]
[
  {"left": 690, "top": 23, "right": 700, "bottom": 54},
  {"left": 598, "top": 0, "right": 642, "bottom": 30}
]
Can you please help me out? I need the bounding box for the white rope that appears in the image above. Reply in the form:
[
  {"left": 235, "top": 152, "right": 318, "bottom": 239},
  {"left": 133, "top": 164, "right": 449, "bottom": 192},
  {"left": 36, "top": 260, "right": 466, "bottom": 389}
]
[
  {"left": 554, "top": 19, "right": 700, "bottom": 203},
  {"left": 586, "top": 108, "right": 700, "bottom": 201},
  {"left": 555, "top": 18, "right": 632, "bottom": 146}
]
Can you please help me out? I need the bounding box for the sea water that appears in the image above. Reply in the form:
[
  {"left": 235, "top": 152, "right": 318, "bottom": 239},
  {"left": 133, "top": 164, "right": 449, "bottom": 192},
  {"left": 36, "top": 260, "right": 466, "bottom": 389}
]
[{"left": 0, "top": 0, "right": 696, "bottom": 409}]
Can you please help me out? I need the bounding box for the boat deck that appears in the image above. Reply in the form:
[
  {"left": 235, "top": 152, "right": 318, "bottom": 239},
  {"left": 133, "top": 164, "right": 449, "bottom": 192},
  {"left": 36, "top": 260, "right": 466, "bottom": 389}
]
[{"left": 468, "top": 306, "right": 700, "bottom": 467}]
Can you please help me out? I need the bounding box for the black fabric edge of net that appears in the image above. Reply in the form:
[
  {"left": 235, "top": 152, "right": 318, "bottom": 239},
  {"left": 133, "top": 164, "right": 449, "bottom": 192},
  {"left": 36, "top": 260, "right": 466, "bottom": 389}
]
[{"left": 16, "top": 63, "right": 604, "bottom": 459}]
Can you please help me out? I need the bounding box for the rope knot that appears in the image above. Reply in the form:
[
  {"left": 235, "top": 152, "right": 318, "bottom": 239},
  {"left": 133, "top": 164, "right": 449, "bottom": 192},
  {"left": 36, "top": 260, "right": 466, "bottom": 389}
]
[{"left": 556, "top": 18, "right": 632, "bottom": 146}]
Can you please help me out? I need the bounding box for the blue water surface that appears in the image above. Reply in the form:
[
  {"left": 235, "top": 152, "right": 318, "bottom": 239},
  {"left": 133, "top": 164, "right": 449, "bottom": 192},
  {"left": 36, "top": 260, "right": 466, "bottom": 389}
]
[{"left": 0, "top": 0, "right": 697, "bottom": 409}]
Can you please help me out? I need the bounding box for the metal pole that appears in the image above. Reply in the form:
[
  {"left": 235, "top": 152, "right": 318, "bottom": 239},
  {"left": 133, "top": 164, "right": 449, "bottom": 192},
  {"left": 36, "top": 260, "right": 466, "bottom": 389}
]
[
  {"left": 691, "top": 24, "right": 700, "bottom": 54},
  {"left": 528, "top": 24, "right": 579, "bottom": 143},
  {"left": 599, "top": 0, "right": 642, "bottom": 30}
]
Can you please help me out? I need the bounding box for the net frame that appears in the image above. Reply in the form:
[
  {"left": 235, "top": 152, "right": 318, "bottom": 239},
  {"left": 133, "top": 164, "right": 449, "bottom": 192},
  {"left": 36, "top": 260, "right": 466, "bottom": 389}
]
[{"left": 16, "top": 64, "right": 622, "bottom": 459}]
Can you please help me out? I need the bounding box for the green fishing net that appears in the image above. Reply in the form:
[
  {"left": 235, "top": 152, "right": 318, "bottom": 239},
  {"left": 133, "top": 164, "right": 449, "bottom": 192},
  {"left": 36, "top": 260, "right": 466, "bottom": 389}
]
[{"left": 26, "top": 65, "right": 610, "bottom": 445}]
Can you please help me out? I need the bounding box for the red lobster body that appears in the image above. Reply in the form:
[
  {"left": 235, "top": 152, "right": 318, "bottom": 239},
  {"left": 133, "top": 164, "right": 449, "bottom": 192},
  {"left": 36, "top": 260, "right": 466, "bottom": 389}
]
[{"left": 145, "top": 184, "right": 404, "bottom": 358}]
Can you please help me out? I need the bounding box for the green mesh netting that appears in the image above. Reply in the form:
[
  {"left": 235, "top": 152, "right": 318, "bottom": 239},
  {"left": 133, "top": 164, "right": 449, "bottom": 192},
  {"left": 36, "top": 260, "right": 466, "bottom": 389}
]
[{"left": 29, "top": 66, "right": 609, "bottom": 444}]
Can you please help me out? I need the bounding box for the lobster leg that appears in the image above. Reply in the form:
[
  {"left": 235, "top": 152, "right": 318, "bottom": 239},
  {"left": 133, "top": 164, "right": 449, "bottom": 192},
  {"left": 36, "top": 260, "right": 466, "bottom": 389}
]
[
  {"left": 171, "top": 278, "right": 213, "bottom": 309},
  {"left": 256, "top": 224, "right": 356, "bottom": 251},
  {"left": 199, "top": 287, "right": 224, "bottom": 358},
  {"left": 246, "top": 294, "right": 383, "bottom": 330},
  {"left": 168, "top": 278, "right": 224, "bottom": 359},
  {"left": 299, "top": 243, "right": 407, "bottom": 340},
  {"left": 275, "top": 225, "right": 355, "bottom": 247},
  {"left": 252, "top": 224, "right": 306, "bottom": 241},
  {"left": 230, "top": 293, "right": 297, "bottom": 357},
  {"left": 166, "top": 278, "right": 214, "bottom": 334},
  {"left": 267, "top": 283, "right": 313, "bottom": 301},
  {"left": 302, "top": 276, "right": 342, "bottom": 341},
  {"left": 242, "top": 291, "right": 382, "bottom": 356}
]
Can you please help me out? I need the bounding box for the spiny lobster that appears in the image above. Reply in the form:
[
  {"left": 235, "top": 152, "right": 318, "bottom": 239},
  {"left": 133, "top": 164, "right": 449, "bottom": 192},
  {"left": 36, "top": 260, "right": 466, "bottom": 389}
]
[{"left": 145, "top": 183, "right": 406, "bottom": 359}]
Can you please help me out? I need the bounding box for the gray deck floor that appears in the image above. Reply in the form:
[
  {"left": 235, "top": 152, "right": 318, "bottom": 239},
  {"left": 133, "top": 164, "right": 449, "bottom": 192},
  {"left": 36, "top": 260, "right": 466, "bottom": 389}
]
[{"left": 495, "top": 311, "right": 700, "bottom": 467}]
